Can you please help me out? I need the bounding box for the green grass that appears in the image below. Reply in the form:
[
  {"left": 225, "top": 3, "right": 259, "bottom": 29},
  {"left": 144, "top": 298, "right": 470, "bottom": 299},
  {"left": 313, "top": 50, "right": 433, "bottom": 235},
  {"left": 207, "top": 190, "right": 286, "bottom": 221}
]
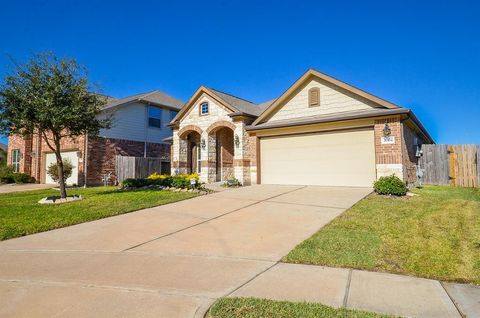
[
  {"left": 208, "top": 298, "right": 394, "bottom": 318},
  {"left": 0, "top": 186, "right": 198, "bottom": 240},
  {"left": 283, "top": 186, "right": 480, "bottom": 284}
]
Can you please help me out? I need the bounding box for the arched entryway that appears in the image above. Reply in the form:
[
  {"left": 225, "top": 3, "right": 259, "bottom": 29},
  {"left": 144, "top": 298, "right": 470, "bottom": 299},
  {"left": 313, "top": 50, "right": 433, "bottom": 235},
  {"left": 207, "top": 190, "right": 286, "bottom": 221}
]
[
  {"left": 209, "top": 126, "right": 234, "bottom": 182},
  {"left": 185, "top": 131, "right": 201, "bottom": 174}
]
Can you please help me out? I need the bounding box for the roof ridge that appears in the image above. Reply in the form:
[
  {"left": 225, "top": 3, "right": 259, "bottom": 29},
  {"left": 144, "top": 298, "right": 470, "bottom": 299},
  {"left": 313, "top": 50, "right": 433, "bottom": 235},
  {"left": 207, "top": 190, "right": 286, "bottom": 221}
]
[{"left": 208, "top": 87, "right": 257, "bottom": 105}]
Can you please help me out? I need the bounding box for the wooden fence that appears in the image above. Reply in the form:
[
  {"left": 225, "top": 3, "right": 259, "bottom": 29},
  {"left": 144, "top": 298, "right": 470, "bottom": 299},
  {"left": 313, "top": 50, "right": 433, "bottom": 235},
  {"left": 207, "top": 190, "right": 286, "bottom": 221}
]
[
  {"left": 419, "top": 144, "right": 479, "bottom": 187},
  {"left": 116, "top": 156, "right": 170, "bottom": 183}
]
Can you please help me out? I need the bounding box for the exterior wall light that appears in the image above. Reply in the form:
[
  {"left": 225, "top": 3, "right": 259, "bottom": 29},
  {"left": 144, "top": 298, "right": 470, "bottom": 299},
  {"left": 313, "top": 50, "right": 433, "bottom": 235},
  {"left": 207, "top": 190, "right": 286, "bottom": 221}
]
[
  {"left": 383, "top": 123, "right": 391, "bottom": 137},
  {"left": 234, "top": 134, "right": 240, "bottom": 148},
  {"left": 200, "top": 138, "right": 206, "bottom": 150}
]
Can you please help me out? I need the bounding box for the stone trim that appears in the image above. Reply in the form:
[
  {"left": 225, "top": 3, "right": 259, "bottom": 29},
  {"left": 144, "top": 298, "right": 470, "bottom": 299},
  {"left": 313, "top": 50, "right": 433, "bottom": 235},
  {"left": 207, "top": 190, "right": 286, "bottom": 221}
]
[
  {"left": 178, "top": 125, "right": 203, "bottom": 139},
  {"left": 206, "top": 120, "right": 236, "bottom": 134}
]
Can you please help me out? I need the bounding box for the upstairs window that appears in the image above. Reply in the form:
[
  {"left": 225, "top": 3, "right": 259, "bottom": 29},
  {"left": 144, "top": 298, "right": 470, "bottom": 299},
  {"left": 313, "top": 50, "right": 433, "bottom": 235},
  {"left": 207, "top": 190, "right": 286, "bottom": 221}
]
[
  {"left": 12, "top": 149, "right": 20, "bottom": 172},
  {"left": 200, "top": 102, "right": 209, "bottom": 115},
  {"left": 148, "top": 106, "right": 162, "bottom": 128},
  {"left": 308, "top": 87, "right": 320, "bottom": 107}
]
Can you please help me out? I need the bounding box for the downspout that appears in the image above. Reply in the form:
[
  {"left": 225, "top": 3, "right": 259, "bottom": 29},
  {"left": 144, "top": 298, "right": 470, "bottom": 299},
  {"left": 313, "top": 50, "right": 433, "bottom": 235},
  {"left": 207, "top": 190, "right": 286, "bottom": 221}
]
[
  {"left": 144, "top": 104, "right": 148, "bottom": 158},
  {"left": 84, "top": 132, "right": 88, "bottom": 188}
]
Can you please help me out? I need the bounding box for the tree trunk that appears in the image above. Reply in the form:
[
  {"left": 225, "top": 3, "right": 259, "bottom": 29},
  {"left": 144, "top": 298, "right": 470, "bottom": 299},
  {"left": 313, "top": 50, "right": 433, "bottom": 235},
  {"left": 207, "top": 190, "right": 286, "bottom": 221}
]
[{"left": 54, "top": 143, "right": 68, "bottom": 199}]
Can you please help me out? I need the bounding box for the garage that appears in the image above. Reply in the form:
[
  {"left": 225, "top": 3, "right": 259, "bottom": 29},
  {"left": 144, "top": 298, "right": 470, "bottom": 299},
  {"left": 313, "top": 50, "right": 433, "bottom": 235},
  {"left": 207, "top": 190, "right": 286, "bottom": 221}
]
[
  {"left": 45, "top": 151, "right": 79, "bottom": 185},
  {"left": 260, "top": 129, "right": 376, "bottom": 187}
]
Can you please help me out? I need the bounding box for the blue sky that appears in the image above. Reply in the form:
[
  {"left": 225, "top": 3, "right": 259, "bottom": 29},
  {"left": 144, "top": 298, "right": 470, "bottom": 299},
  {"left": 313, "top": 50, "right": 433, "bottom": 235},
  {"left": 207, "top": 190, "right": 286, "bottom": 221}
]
[{"left": 0, "top": 0, "right": 479, "bottom": 145}]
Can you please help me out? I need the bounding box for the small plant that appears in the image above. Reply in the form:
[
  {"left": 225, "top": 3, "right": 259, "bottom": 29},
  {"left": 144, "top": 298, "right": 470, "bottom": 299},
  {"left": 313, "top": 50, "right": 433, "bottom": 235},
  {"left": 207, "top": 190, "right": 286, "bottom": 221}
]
[
  {"left": 374, "top": 175, "right": 407, "bottom": 196},
  {"left": 0, "top": 165, "right": 15, "bottom": 184},
  {"left": 47, "top": 159, "right": 73, "bottom": 183},
  {"left": 224, "top": 177, "right": 242, "bottom": 187}
]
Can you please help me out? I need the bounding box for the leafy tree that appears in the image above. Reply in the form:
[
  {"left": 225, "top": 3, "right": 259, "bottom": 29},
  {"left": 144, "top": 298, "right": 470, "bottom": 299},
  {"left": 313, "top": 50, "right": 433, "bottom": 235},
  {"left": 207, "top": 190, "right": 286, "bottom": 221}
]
[
  {"left": 47, "top": 159, "right": 73, "bottom": 183},
  {"left": 0, "top": 53, "right": 112, "bottom": 198}
]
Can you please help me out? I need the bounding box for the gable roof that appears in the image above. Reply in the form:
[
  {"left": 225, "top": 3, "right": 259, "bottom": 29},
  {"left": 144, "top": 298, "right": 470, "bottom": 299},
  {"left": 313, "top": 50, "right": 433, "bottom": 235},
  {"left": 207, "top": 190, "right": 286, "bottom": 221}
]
[
  {"left": 170, "top": 86, "right": 277, "bottom": 125},
  {"left": 103, "top": 90, "right": 184, "bottom": 111},
  {"left": 252, "top": 69, "right": 401, "bottom": 125},
  {"left": 0, "top": 143, "right": 6, "bottom": 152}
]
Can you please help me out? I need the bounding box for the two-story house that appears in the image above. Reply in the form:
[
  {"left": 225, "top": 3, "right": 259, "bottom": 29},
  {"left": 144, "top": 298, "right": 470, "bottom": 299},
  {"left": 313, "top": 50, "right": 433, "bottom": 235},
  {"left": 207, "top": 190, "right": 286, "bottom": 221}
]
[{"left": 7, "top": 90, "right": 183, "bottom": 186}]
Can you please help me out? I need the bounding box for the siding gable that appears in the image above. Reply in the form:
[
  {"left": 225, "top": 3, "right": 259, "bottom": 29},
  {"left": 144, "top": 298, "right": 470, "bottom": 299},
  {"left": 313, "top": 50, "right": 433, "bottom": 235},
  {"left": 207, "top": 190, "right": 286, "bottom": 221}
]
[{"left": 265, "top": 78, "right": 383, "bottom": 122}]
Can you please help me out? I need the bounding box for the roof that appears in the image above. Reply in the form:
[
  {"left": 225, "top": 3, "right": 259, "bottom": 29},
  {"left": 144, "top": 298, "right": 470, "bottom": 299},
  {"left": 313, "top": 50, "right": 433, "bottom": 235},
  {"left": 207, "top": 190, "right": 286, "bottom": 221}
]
[
  {"left": 103, "top": 90, "right": 184, "bottom": 111},
  {"left": 246, "top": 107, "right": 434, "bottom": 143},
  {"left": 208, "top": 88, "right": 269, "bottom": 117},
  {"left": 252, "top": 68, "right": 401, "bottom": 126},
  {"left": 0, "top": 143, "right": 6, "bottom": 152}
]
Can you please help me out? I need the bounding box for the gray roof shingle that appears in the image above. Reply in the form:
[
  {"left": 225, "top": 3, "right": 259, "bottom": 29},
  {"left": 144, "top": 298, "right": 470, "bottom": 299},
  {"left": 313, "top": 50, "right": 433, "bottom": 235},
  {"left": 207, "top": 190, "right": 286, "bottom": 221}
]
[
  {"left": 208, "top": 88, "right": 275, "bottom": 117},
  {"left": 104, "top": 90, "right": 184, "bottom": 111}
]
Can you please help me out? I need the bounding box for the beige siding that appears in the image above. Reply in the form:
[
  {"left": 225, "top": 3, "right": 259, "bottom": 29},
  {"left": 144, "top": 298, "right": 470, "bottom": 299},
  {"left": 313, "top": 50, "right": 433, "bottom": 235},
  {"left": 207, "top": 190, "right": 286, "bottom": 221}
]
[
  {"left": 99, "top": 102, "right": 172, "bottom": 143},
  {"left": 267, "top": 78, "right": 378, "bottom": 122}
]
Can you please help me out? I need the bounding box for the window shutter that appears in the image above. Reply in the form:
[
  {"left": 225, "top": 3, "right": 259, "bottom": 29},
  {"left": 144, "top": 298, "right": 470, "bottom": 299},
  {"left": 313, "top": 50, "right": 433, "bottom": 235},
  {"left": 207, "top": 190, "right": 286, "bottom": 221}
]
[{"left": 309, "top": 88, "right": 320, "bottom": 107}]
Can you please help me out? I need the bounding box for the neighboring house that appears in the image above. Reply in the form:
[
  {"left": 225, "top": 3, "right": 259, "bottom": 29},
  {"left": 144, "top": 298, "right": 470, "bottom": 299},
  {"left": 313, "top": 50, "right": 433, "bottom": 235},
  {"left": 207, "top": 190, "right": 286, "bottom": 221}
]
[
  {"left": 169, "top": 69, "right": 433, "bottom": 187},
  {"left": 7, "top": 90, "right": 183, "bottom": 185},
  {"left": 0, "top": 143, "right": 7, "bottom": 165}
]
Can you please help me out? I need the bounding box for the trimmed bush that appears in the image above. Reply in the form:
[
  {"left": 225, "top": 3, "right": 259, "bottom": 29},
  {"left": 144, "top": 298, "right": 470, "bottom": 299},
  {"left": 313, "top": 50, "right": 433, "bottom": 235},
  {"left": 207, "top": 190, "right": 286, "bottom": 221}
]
[
  {"left": 0, "top": 165, "right": 15, "bottom": 184},
  {"left": 122, "top": 173, "right": 199, "bottom": 189},
  {"left": 13, "top": 173, "right": 32, "bottom": 184},
  {"left": 224, "top": 177, "right": 241, "bottom": 187},
  {"left": 374, "top": 175, "right": 407, "bottom": 196},
  {"left": 47, "top": 159, "right": 73, "bottom": 183}
]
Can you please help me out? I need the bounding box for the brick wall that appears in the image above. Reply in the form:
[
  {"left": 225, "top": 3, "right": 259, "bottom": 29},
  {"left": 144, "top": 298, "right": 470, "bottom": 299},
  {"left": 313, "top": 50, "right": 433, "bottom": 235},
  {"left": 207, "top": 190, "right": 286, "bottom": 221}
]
[
  {"left": 7, "top": 134, "right": 33, "bottom": 175},
  {"left": 374, "top": 116, "right": 404, "bottom": 179},
  {"left": 402, "top": 123, "right": 420, "bottom": 185},
  {"left": 87, "top": 136, "right": 170, "bottom": 185}
]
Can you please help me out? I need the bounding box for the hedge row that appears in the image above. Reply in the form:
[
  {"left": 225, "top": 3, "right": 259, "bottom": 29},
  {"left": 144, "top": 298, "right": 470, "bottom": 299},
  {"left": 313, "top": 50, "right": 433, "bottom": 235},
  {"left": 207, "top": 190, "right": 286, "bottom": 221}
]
[
  {"left": 122, "top": 173, "right": 199, "bottom": 189},
  {"left": 0, "top": 166, "right": 32, "bottom": 184}
]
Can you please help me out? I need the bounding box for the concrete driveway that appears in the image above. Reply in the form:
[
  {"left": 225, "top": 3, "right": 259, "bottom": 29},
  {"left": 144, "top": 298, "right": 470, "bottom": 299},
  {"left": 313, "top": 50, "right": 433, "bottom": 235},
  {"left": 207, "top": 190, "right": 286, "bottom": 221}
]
[
  {"left": 0, "top": 185, "right": 371, "bottom": 317},
  {"left": 0, "top": 183, "right": 53, "bottom": 194}
]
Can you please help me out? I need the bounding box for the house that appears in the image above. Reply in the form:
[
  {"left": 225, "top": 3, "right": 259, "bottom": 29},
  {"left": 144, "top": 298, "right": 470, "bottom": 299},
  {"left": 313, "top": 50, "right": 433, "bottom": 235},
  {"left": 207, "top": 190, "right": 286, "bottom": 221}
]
[
  {"left": 0, "top": 143, "right": 6, "bottom": 165},
  {"left": 169, "top": 69, "right": 433, "bottom": 187},
  {"left": 7, "top": 90, "right": 183, "bottom": 185}
]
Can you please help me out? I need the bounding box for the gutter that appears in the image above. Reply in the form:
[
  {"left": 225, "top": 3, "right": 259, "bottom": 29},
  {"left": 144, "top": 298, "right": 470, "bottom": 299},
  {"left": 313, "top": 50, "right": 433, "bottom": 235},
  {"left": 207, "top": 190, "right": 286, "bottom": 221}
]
[{"left": 246, "top": 108, "right": 434, "bottom": 144}]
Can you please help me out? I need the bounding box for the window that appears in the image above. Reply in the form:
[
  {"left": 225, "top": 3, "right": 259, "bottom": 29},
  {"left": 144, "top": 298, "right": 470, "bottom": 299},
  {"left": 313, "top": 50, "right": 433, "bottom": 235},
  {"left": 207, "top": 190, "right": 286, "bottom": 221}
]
[
  {"left": 148, "top": 106, "right": 162, "bottom": 128},
  {"left": 170, "top": 110, "right": 178, "bottom": 121},
  {"left": 200, "top": 102, "right": 209, "bottom": 115},
  {"left": 308, "top": 87, "right": 320, "bottom": 107},
  {"left": 12, "top": 149, "right": 20, "bottom": 173}
]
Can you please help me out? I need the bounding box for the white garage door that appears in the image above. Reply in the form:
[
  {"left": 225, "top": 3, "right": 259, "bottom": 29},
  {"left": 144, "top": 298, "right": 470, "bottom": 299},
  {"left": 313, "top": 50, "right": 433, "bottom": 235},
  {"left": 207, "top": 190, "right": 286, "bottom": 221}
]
[
  {"left": 260, "top": 129, "right": 376, "bottom": 187},
  {"left": 45, "top": 151, "right": 79, "bottom": 185}
]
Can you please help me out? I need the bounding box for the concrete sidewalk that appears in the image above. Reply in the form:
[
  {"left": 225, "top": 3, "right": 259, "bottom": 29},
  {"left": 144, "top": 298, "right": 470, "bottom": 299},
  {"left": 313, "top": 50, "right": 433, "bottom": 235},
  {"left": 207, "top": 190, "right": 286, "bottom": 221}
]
[{"left": 231, "top": 262, "right": 478, "bottom": 318}]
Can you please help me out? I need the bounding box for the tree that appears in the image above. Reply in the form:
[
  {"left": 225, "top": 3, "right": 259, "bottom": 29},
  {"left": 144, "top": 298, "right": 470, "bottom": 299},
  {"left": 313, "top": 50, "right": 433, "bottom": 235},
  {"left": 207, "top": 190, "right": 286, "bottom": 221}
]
[
  {"left": 0, "top": 52, "right": 112, "bottom": 198},
  {"left": 47, "top": 159, "right": 73, "bottom": 184}
]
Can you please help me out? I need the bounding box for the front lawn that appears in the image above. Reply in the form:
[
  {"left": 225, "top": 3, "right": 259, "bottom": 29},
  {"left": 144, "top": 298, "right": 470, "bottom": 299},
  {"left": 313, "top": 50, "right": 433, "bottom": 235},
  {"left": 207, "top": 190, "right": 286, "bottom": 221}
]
[
  {"left": 208, "top": 298, "right": 394, "bottom": 318},
  {"left": 284, "top": 186, "right": 480, "bottom": 284},
  {"left": 0, "top": 187, "right": 198, "bottom": 240}
]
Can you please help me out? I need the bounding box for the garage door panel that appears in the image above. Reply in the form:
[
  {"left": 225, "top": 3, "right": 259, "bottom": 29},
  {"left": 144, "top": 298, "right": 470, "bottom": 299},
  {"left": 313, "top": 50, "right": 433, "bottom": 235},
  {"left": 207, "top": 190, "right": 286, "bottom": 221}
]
[{"left": 260, "top": 129, "right": 375, "bottom": 187}]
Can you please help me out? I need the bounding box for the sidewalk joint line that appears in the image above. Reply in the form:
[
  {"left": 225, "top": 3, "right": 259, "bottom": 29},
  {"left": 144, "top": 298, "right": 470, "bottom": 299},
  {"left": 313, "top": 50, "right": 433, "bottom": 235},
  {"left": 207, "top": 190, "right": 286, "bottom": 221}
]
[
  {"left": 343, "top": 269, "right": 353, "bottom": 308},
  {"left": 439, "top": 281, "right": 465, "bottom": 318},
  {"left": 122, "top": 186, "right": 307, "bottom": 251},
  {"left": 223, "top": 261, "right": 279, "bottom": 298}
]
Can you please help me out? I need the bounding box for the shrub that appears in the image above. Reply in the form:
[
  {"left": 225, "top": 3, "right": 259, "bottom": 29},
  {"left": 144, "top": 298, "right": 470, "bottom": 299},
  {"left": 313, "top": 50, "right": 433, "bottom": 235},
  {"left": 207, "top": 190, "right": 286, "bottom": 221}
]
[
  {"left": 13, "top": 173, "right": 32, "bottom": 184},
  {"left": 122, "top": 173, "right": 199, "bottom": 189},
  {"left": 224, "top": 177, "right": 241, "bottom": 187},
  {"left": 0, "top": 165, "right": 15, "bottom": 184},
  {"left": 47, "top": 159, "right": 73, "bottom": 183},
  {"left": 374, "top": 175, "right": 407, "bottom": 196}
]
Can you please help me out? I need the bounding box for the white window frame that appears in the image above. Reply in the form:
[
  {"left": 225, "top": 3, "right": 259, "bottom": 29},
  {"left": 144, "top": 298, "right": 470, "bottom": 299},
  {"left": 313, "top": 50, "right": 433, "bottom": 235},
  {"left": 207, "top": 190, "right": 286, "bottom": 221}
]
[
  {"left": 12, "top": 149, "right": 20, "bottom": 173},
  {"left": 200, "top": 102, "right": 209, "bottom": 115}
]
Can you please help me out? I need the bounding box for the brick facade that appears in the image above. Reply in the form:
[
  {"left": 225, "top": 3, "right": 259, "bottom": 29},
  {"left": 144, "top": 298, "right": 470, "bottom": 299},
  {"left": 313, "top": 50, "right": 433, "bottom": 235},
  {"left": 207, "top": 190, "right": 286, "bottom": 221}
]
[{"left": 7, "top": 132, "right": 170, "bottom": 186}]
